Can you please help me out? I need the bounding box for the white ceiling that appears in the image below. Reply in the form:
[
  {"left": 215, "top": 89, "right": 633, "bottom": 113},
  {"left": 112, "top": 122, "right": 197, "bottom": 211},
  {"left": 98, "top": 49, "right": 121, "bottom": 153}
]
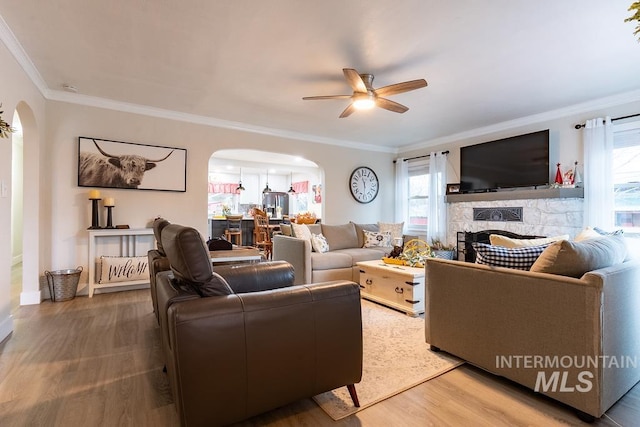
[{"left": 1, "top": 1, "right": 640, "bottom": 152}]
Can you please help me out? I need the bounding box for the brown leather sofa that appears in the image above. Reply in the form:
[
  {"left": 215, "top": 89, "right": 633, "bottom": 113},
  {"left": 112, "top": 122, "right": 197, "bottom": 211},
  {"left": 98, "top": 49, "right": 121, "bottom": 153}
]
[
  {"left": 155, "top": 223, "right": 363, "bottom": 426},
  {"left": 148, "top": 218, "right": 171, "bottom": 324}
]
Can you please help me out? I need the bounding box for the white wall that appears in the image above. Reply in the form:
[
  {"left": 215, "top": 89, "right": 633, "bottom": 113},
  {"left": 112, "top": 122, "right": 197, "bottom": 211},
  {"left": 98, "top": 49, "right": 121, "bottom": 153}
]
[
  {"left": 0, "top": 40, "right": 46, "bottom": 341},
  {"left": 46, "top": 101, "right": 395, "bottom": 295}
]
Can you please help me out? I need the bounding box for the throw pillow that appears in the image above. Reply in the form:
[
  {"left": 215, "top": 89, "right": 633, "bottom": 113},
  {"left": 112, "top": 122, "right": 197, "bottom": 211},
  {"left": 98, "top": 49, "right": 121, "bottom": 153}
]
[
  {"left": 291, "top": 222, "right": 312, "bottom": 241},
  {"left": 378, "top": 222, "right": 404, "bottom": 245},
  {"left": 363, "top": 229, "right": 392, "bottom": 248},
  {"left": 310, "top": 233, "right": 330, "bottom": 253},
  {"left": 593, "top": 226, "right": 624, "bottom": 236},
  {"left": 574, "top": 227, "right": 602, "bottom": 242},
  {"left": 351, "top": 222, "right": 379, "bottom": 247},
  {"left": 321, "top": 223, "right": 359, "bottom": 250},
  {"left": 530, "top": 235, "right": 628, "bottom": 278},
  {"left": 489, "top": 234, "right": 569, "bottom": 248},
  {"left": 472, "top": 242, "right": 549, "bottom": 270}
]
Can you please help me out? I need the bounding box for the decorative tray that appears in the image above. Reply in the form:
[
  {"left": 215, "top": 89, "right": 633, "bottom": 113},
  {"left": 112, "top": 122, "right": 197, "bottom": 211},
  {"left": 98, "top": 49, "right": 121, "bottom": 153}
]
[{"left": 381, "top": 257, "right": 406, "bottom": 266}]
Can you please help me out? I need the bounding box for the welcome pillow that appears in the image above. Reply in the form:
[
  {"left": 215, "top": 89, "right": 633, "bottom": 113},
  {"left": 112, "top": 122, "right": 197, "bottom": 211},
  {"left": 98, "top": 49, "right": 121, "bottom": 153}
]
[{"left": 99, "top": 256, "right": 148, "bottom": 284}]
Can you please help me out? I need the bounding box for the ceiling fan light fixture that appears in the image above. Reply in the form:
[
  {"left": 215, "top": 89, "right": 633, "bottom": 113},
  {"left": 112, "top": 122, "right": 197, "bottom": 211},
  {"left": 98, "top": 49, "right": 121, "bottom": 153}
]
[{"left": 352, "top": 94, "right": 375, "bottom": 110}]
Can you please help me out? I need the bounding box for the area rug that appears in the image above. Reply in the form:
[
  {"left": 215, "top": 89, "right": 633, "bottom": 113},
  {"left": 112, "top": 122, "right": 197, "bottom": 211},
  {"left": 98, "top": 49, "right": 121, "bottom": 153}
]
[{"left": 312, "top": 300, "right": 463, "bottom": 420}]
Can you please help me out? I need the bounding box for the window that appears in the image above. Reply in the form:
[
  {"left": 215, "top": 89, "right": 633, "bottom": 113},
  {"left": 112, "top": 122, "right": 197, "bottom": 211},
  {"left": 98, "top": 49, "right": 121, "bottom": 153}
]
[
  {"left": 407, "top": 158, "right": 429, "bottom": 232},
  {"left": 613, "top": 121, "right": 640, "bottom": 236}
]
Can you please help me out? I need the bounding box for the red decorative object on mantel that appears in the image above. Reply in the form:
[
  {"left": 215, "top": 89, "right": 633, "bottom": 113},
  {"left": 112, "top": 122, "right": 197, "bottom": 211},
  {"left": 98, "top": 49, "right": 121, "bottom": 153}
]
[{"left": 555, "top": 163, "right": 563, "bottom": 185}]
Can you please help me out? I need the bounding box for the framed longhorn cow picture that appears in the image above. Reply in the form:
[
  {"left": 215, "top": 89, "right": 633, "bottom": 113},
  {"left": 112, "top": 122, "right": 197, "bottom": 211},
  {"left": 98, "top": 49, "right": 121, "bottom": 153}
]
[{"left": 78, "top": 137, "right": 187, "bottom": 192}]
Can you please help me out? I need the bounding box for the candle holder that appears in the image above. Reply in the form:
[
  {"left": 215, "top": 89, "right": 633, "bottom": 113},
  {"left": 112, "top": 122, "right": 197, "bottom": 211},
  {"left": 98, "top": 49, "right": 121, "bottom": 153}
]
[
  {"left": 88, "top": 198, "right": 102, "bottom": 229},
  {"left": 104, "top": 205, "right": 115, "bottom": 229}
]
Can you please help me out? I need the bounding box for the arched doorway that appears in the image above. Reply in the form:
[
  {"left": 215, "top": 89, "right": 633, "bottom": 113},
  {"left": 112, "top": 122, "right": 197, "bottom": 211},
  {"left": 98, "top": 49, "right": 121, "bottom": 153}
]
[{"left": 13, "top": 102, "right": 41, "bottom": 306}]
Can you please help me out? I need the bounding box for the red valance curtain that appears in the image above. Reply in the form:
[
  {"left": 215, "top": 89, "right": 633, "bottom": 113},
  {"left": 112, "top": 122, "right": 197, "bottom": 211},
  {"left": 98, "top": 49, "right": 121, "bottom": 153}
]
[
  {"left": 292, "top": 181, "right": 308, "bottom": 193},
  {"left": 208, "top": 182, "right": 240, "bottom": 194}
]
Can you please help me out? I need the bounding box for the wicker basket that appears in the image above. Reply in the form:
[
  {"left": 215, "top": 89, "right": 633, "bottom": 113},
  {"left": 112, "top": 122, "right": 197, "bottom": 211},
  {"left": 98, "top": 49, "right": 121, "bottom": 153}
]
[{"left": 45, "top": 267, "right": 82, "bottom": 302}]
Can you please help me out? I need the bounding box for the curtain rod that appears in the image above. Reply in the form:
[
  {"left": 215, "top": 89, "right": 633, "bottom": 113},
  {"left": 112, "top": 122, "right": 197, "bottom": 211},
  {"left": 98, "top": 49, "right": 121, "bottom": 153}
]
[
  {"left": 393, "top": 150, "right": 449, "bottom": 164},
  {"left": 574, "top": 113, "right": 640, "bottom": 129}
]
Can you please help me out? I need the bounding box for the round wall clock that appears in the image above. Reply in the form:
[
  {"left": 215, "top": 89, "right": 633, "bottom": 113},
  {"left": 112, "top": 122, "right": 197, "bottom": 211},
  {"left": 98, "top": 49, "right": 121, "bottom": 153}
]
[{"left": 349, "top": 166, "right": 379, "bottom": 204}]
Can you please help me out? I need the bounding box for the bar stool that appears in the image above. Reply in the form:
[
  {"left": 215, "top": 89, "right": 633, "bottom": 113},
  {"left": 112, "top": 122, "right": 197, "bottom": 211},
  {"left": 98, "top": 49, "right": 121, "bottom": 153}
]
[
  {"left": 253, "top": 214, "right": 273, "bottom": 259},
  {"left": 224, "top": 215, "right": 243, "bottom": 246}
]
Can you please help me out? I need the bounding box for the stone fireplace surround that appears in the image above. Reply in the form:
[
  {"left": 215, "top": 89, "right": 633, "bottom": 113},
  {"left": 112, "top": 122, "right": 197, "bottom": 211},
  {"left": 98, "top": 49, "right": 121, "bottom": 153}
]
[{"left": 446, "top": 188, "right": 584, "bottom": 252}]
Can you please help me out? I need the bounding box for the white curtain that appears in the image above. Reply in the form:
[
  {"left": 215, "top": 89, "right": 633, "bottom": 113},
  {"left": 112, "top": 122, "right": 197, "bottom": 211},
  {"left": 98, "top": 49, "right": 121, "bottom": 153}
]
[
  {"left": 394, "top": 158, "right": 408, "bottom": 233},
  {"left": 427, "top": 152, "right": 448, "bottom": 243},
  {"left": 583, "top": 116, "right": 614, "bottom": 229}
]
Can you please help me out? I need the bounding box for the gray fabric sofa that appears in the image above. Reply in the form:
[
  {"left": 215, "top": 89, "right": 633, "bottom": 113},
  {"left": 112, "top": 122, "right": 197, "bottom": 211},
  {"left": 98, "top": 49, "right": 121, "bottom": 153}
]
[
  {"left": 425, "top": 235, "right": 640, "bottom": 420},
  {"left": 273, "top": 222, "right": 395, "bottom": 285}
]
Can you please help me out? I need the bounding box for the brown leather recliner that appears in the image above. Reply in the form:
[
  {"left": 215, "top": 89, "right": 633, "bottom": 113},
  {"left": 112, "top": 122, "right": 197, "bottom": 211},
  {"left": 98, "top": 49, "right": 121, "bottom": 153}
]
[
  {"left": 148, "top": 218, "right": 171, "bottom": 324},
  {"left": 155, "top": 223, "right": 363, "bottom": 427}
]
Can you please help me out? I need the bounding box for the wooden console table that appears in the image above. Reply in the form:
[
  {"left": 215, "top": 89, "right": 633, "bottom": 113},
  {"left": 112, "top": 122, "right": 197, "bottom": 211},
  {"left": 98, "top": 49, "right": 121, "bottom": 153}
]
[
  {"left": 88, "top": 228, "right": 155, "bottom": 297},
  {"left": 356, "top": 260, "right": 425, "bottom": 317}
]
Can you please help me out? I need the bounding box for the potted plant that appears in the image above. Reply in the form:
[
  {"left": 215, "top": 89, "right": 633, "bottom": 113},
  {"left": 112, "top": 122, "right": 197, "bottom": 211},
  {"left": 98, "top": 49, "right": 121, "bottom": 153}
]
[
  {"left": 430, "top": 238, "right": 457, "bottom": 260},
  {"left": 626, "top": 2, "right": 640, "bottom": 41},
  {"left": 0, "top": 103, "right": 14, "bottom": 138}
]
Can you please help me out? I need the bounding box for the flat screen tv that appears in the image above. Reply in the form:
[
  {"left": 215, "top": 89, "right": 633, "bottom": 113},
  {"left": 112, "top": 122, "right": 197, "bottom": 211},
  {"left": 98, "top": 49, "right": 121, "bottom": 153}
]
[{"left": 460, "top": 129, "right": 549, "bottom": 193}]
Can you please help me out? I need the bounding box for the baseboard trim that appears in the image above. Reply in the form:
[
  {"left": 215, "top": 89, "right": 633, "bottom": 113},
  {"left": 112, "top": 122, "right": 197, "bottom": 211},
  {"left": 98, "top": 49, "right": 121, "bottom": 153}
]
[
  {"left": 0, "top": 314, "right": 14, "bottom": 343},
  {"left": 20, "top": 290, "right": 42, "bottom": 305}
]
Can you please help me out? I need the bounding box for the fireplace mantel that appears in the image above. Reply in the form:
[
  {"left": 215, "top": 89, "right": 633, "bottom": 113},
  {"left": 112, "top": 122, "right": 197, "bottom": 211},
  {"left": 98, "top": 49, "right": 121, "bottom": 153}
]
[{"left": 446, "top": 187, "right": 583, "bottom": 203}]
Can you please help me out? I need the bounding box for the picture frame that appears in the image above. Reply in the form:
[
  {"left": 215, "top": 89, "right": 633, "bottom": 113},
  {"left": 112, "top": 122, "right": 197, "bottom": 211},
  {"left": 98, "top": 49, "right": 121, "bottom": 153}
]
[
  {"left": 78, "top": 137, "right": 187, "bottom": 192},
  {"left": 446, "top": 183, "right": 461, "bottom": 195}
]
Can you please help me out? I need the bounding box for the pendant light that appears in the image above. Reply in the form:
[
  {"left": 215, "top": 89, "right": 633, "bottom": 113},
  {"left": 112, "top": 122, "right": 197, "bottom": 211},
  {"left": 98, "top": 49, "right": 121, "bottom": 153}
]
[
  {"left": 236, "top": 167, "right": 245, "bottom": 192},
  {"left": 262, "top": 170, "right": 272, "bottom": 193},
  {"left": 287, "top": 172, "right": 296, "bottom": 194}
]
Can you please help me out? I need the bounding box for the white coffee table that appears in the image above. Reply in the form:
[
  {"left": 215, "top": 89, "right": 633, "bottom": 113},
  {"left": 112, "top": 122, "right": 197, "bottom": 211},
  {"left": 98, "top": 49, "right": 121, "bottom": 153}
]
[{"left": 356, "top": 260, "right": 425, "bottom": 317}]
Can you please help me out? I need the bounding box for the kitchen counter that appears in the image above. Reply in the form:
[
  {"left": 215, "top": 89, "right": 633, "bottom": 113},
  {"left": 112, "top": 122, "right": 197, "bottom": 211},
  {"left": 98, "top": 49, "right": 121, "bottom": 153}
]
[{"left": 209, "top": 217, "right": 284, "bottom": 246}]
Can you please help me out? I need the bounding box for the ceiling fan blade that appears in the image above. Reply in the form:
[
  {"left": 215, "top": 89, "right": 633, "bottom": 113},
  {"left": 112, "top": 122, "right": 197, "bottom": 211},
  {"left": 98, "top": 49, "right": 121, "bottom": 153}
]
[
  {"left": 375, "top": 79, "right": 427, "bottom": 97},
  {"left": 376, "top": 98, "right": 409, "bottom": 114},
  {"left": 339, "top": 103, "right": 356, "bottom": 118},
  {"left": 302, "top": 95, "right": 352, "bottom": 100},
  {"left": 343, "top": 68, "right": 367, "bottom": 93}
]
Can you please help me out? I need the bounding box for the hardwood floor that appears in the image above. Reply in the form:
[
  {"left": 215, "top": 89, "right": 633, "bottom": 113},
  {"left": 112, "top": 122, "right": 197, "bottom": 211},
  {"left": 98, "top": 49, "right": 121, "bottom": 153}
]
[{"left": 1, "top": 269, "right": 638, "bottom": 426}]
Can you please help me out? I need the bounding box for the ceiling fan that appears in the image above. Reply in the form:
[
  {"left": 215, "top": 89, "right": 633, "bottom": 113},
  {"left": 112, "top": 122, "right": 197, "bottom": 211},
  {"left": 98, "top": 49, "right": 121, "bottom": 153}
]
[{"left": 303, "top": 68, "right": 427, "bottom": 118}]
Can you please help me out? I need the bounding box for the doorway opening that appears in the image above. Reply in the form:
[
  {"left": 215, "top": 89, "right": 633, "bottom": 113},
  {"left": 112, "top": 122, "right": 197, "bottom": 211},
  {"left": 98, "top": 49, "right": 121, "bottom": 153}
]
[{"left": 208, "top": 149, "right": 323, "bottom": 220}]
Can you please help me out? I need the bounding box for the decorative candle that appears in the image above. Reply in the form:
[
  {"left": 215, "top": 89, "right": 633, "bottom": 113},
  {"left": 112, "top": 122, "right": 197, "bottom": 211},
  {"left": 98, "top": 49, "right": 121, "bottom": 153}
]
[
  {"left": 104, "top": 197, "right": 115, "bottom": 207},
  {"left": 88, "top": 189, "right": 101, "bottom": 199}
]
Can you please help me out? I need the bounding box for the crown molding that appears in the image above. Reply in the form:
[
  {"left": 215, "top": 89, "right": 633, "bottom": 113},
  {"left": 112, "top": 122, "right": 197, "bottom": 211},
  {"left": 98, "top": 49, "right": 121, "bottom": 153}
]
[
  {"left": 47, "top": 89, "right": 395, "bottom": 153},
  {"left": 0, "top": 14, "right": 49, "bottom": 96},
  {"left": 399, "top": 89, "right": 640, "bottom": 153}
]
